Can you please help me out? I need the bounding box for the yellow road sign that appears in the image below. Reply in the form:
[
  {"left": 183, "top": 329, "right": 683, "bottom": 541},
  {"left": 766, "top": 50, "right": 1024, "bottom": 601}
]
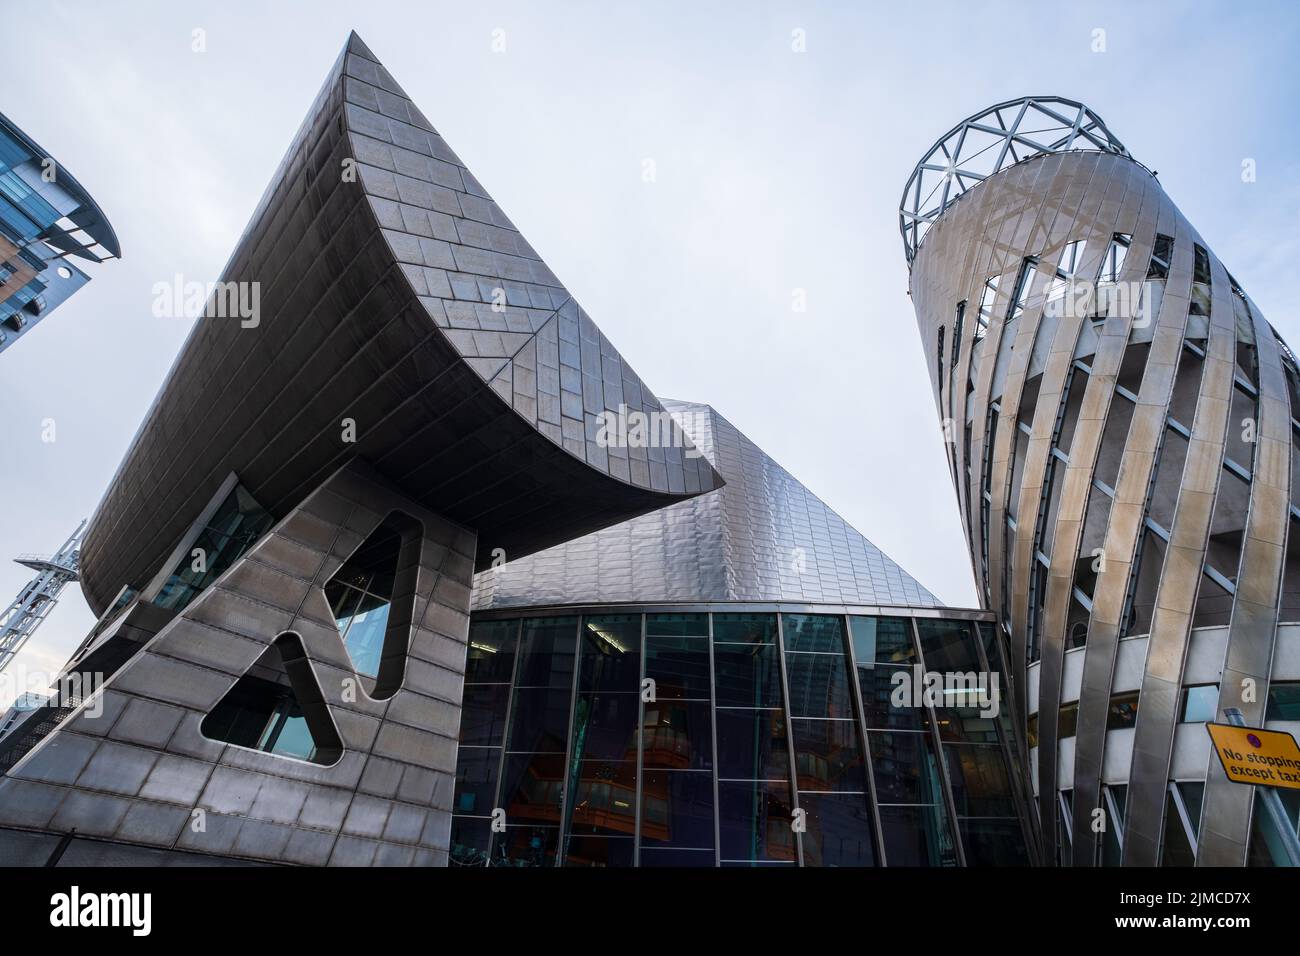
[{"left": 1206, "top": 723, "right": 1300, "bottom": 790}]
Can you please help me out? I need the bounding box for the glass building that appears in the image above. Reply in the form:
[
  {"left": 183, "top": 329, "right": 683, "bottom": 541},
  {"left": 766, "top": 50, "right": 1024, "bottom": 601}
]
[
  {"left": 0, "top": 111, "right": 118, "bottom": 355},
  {"left": 457, "top": 395, "right": 1032, "bottom": 866}
]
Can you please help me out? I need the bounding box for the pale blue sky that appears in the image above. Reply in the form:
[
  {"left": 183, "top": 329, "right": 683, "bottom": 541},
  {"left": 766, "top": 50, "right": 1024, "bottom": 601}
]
[{"left": 2, "top": 0, "right": 1299, "bottom": 705}]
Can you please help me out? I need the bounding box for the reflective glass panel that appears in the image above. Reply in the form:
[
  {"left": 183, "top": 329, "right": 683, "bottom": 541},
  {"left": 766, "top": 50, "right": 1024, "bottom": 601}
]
[
  {"left": 791, "top": 718, "right": 867, "bottom": 792},
  {"left": 859, "top": 665, "right": 928, "bottom": 731},
  {"left": 580, "top": 615, "right": 641, "bottom": 692},
  {"left": 516, "top": 616, "right": 577, "bottom": 688},
  {"left": 713, "top": 642, "right": 783, "bottom": 708},
  {"left": 641, "top": 770, "right": 715, "bottom": 849},
  {"left": 644, "top": 634, "right": 711, "bottom": 700},
  {"left": 506, "top": 686, "right": 571, "bottom": 753},
  {"left": 498, "top": 753, "right": 565, "bottom": 828},
  {"left": 568, "top": 692, "right": 639, "bottom": 762},
  {"left": 715, "top": 708, "right": 790, "bottom": 780},
  {"left": 1106, "top": 692, "right": 1140, "bottom": 730},
  {"left": 786, "top": 652, "right": 853, "bottom": 719},
  {"left": 566, "top": 759, "right": 637, "bottom": 837},
  {"left": 1248, "top": 787, "right": 1300, "bottom": 866},
  {"left": 459, "top": 683, "right": 509, "bottom": 746},
  {"left": 336, "top": 592, "right": 389, "bottom": 678},
  {"left": 916, "top": 618, "right": 981, "bottom": 671},
  {"left": 642, "top": 699, "right": 713, "bottom": 770},
  {"left": 943, "top": 743, "right": 1017, "bottom": 817},
  {"left": 717, "top": 780, "right": 795, "bottom": 863},
  {"left": 869, "top": 731, "right": 944, "bottom": 804},
  {"left": 799, "top": 792, "right": 876, "bottom": 867},
  {"left": 712, "top": 613, "right": 777, "bottom": 645},
  {"left": 265, "top": 706, "right": 315, "bottom": 761},
  {"left": 153, "top": 484, "right": 273, "bottom": 613},
  {"left": 322, "top": 519, "right": 410, "bottom": 680},
  {"left": 1267, "top": 682, "right": 1300, "bottom": 721},
  {"left": 454, "top": 747, "right": 500, "bottom": 815},
  {"left": 879, "top": 804, "right": 958, "bottom": 866},
  {"left": 782, "top": 614, "right": 845, "bottom": 653},
  {"left": 1180, "top": 684, "right": 1218, "bottom": 723},
  {"left": 849, "top": 616, "right": 916, "bottom": 664},
  {"left": 1180, "top": 781, "right": 1204, "bottom": 836},
  {"left": 466, "top": 619, "right": 518, "bottom": 683},
  {"left": 646, "top": 613, "right": 709, "bottom": 637},
  {"left": 959, "top": 818, "right": 1029, "bottom": 865},
  {"left": 932, "top": 694, "right": 1003, "bottom": 744}
]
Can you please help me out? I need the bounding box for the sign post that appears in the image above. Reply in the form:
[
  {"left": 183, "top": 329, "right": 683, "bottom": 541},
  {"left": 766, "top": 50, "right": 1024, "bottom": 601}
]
[{"left": 1205, "top": 708, "right": 1300, "bottom": 866}]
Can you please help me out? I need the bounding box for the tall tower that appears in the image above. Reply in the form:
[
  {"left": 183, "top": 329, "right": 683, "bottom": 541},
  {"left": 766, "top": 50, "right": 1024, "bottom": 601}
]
[
  {"left": 0, "top": 522, "right": 84, "bottom": 674},
  {"left": 902, "top": 97, "right": 1300, "bottom": 866}
]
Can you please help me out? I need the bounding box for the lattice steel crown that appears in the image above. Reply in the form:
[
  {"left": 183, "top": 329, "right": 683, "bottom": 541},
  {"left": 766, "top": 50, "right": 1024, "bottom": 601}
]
[{"left": 900, "top": 96, "right": 1129, "bottom": 265}]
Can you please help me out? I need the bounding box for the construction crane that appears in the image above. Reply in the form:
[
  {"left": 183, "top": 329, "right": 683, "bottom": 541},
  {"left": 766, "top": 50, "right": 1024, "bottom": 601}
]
[{"left": 0, "top": 520, "right": 85, "bottom": 674}]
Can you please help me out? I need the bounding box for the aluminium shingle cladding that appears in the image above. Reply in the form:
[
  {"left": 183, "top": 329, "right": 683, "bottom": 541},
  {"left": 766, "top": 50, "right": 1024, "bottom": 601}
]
[
  {"left": 79, "top": 32, "right": 720, "bottom": 615},
  {"left": 472, "top": 399, "right": 940, "bottom": 608},
  {"left": 344, "top": 37, "right": 708, "bottom": 490}
]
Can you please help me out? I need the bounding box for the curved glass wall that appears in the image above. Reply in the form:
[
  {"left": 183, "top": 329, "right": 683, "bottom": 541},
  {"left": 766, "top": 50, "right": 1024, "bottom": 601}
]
[{"left": 449, "top": 606, "right": 1029, "bottom": 867}]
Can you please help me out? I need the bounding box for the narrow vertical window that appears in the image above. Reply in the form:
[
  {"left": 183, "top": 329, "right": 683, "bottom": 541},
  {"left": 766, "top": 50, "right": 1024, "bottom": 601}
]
[
  {"left": 974, "top": 275, "right": 999, "bottom": 343},
  {"left": 1146, "top": 234, "right": 1173, "bottom": 280},
  {"left": 1099, "top": 234, "right": 1131, "bottom": 284},
  {"left": 951, "top": 301, "right": 965, "bottom": 369},
  {"left": 991, "top": 259, "right": 1038, "bottom": 402},
  {"left": 936, "top": 325, "right": 946, "bottom": 390},
  {"left": 325, "top": 510, "right": 423, "bottom": 697},
  {"left": 1046, "top": 240, "right": 1088, "bottom": 304}
]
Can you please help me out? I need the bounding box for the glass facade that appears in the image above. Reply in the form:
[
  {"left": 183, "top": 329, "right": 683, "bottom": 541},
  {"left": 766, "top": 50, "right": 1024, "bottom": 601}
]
[
  {"left": 324, "top": 522, "right": 403, "bottom": 679},
  {"left": 0, "top": 125, "right": 62, "bottom": 333},
  {"left": 0, "top": 114, "right": 116, "bottom": 353},
  {"left": 152, "top": 484, "right": 274, "bottom": 613},
  {"left": 450, "top": 608, "right": 1028, "bottom": 867}
]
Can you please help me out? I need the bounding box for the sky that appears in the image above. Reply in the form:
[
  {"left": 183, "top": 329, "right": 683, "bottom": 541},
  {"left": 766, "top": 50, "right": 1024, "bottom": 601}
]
[{"left": 2, "top": 0, "right": 1299, "bottom": 708}]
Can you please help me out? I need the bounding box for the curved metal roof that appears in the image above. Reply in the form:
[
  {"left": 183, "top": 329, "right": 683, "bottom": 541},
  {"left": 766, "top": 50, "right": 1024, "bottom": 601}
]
[
  {"left": 79, "top": 33, "right": 720, "bottom": 615},
  {"left": 0, "top": 111, "right": 121, "bottom": 261},
  {"left": 899, "top": 96, "right": 1128, "bottom": 265}
]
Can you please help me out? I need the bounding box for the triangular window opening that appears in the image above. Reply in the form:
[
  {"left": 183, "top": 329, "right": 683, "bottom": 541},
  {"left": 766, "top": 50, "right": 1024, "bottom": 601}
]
[
  {"left": 325, "top": 511, "right": 422, "bottom": 698},
  {"left": 201, "top": 634, "right": 342, "bottom": 765}
]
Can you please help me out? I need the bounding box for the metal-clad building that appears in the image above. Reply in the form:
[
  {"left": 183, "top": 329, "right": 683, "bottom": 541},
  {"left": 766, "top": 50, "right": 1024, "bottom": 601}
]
[
  {"left": 0, "top": 34, "right": 1030, "bottom": 868},
  {"left": 903, "top": 97, "right": 1300, "bottom": 866}
]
